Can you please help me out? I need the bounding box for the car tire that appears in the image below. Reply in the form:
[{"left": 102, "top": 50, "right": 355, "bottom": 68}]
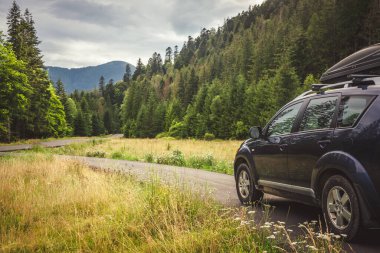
[
  {"left": 322, "top": 175, "right": 360, "bottom": 241},
  {"left": 236, "top": 163, "right": 263, "bottom": 205}
]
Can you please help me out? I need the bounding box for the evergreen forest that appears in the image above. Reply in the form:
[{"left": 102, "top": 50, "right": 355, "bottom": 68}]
[{"left": 1, "top": 0, "right": 379, "bottom": 141}]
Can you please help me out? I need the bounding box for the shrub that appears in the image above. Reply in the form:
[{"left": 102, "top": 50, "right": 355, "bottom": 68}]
[
  {"left": 204, "top": 132, "right": 215, "bottom": 141},
  {"left": 111, "top": 151, "right": 123, "bottom": 159},
  {"left": 168, "top": 121, "right": 187, "bottom": 138},
  {"left": 144, "top": 153, "right": 154, "bottom": 163},
  {"left": 156, "top": 132, "right": 169, "bottom": 138},
  {"left": 111, "top": 151, "right": 138, "bottom": 161},
  {"left": 187, "top": 155, "right": 215, "bottom": 169},
  {"left": 86, "top": 151, "right": 106, "bottom": 158},
  {"left": 157, "top": 150, "right": 185, "bottom": 166},
  {"left": 234, "top": 121, "right": 249, "bottom": 140}
]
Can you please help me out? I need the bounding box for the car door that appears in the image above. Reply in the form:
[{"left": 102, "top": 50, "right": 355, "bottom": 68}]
[
  {"left": 287, "top": 95, "right": 340, "bottom": 188},
  {"left": 251, "top": 101, "right": 303, "bottom": 184}
]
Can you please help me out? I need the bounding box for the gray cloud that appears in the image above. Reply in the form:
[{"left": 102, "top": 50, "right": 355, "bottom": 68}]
[{"left": 0, "top": 0, "right": 263, "bottom": 68}]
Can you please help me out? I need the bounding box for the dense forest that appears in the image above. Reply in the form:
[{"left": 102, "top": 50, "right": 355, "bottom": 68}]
[
  {"left": 1, "top": 0, "right": 379, "bottom": 141},
  {"left": 120, "top": 0, "right": 380, "bottom": 139}
]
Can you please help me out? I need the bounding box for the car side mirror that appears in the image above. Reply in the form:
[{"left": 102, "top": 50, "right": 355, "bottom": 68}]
[{"left": 249, "top": 126, "right": 262, "bottom": 139}]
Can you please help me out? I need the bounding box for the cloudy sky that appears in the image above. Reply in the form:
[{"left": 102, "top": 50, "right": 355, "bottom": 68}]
[{"left": 0, "top": 0, "right": 263, "bottom": 68}]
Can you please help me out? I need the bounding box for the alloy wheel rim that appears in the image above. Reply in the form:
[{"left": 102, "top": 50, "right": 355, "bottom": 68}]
[
  {"left": 238, "top": 170, "right": 250, "bottom": 198},
  {"left": 327, "top": 186, "right": 352, "bottom": 230}
]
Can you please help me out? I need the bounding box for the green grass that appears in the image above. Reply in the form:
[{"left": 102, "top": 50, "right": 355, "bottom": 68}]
[{"left": 0, "top": 155, "right": 344, "bottom": 252}]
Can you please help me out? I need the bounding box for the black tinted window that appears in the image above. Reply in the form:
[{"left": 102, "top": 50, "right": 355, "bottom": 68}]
[
  {"left": 338, "top": 95, "right": 374, "bottom": 127},
  {"left": 299, "top": 96, "right": 338, "bottom": 131},
  {"left": 267, "top": 102, "right": 302, "bottom": 136}
]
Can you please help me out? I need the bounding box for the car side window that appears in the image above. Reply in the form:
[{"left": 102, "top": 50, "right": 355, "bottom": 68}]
[
  {"left": 299, "top": 96, "right": 338, "bottom": 132},
  {"left": 337, "top": 95, "right": 374, "bottom": 128},
  {"left": 267, "top": 102, "right": 302, "bottom": 136}
]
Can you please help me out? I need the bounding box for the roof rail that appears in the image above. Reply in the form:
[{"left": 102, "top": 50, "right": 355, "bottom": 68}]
[{"left": 294, "top": 75, "right": 380, "bottom": 100}]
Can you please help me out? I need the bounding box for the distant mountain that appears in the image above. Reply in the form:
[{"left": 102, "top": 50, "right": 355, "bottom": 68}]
[{"left": 46, "top": 61, "right": 135, "bottom": 92}]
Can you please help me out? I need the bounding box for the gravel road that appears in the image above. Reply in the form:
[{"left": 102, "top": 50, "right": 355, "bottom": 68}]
[{"left": 61, "top": 155, "right": 380, "bottom": 253}]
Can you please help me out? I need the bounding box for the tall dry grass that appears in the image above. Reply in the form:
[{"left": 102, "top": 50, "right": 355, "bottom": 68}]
[
  {"left": 55, "top": 138, "right": 240, "bottom": 162},
  {"left": 0, "top": 155, "right": 344, "bottom": 252},
  {"left": 32, "top": 138, "right": 241, "bottom": 174}
]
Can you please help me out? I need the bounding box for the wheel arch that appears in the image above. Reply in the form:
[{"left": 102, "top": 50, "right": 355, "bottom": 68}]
[
  {"left": 234, "top": 144, "right": 259, "bottom": 185},
  {"left": 311, "top": 151, "right": 380, "bottom": 227}
]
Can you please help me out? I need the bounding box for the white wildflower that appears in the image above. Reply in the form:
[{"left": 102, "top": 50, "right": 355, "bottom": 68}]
[{"left": 266, "top": 235, "right": 275, "bottom": 239}]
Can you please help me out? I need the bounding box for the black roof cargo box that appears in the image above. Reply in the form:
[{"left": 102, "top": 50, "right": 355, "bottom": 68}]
[{"left": 320, "top": 44, "right": 380, "bottom": 84}]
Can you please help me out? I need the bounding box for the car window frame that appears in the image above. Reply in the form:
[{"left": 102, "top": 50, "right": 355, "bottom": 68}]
[
  {"left": 293, "top": 93, "right": 341, "bottom": 134},
  {"left": 336, "top": 94, "right": 377, "bottom": 129},
  {"left": 263, "top": 100, "right": 305, "bottom": 138}
]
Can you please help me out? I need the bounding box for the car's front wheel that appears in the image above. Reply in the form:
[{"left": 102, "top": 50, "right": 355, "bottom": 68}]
[
  {"left": 322, "top": 175, "right": 360, "bottom": 241},
  {"left": 236, "top": 163, "right": 263, "bottom": 204}
]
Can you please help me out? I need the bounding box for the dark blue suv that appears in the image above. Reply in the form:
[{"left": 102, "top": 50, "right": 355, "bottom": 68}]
[{"left": 234, "top": 45, "right": 380, "bottom": 241}]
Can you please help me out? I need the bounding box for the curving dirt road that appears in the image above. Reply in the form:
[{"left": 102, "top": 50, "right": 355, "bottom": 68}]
[{"left": 61, "top": 155, "right": 380, "bottom": 253}]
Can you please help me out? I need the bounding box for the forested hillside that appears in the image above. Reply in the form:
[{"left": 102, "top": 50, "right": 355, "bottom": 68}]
[
  {"left": 47, "top": 61, "right": 135, "bottom": 92},
  {"left": 120, "top": 0, "right": 380, "bottom": 139},
  {"left": 1, "top": 0, "right": 379, "bottom": 141}
]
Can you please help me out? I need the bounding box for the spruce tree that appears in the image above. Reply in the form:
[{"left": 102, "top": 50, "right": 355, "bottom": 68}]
[
  {"left": 6, "top": 2, "right": 66, "bottom": 138},
  {"left": 6, "top": 1, "right": 21, "bottom": 57},
  {"left": 123, "top": 64, "right": 131, "bottom": 82},
  {"left": 99, "top": 75, "right": 105, "bottom": 96}
]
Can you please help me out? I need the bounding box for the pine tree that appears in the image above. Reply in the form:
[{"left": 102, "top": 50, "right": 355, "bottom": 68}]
[
  {"left": 132, "top": 58, "right": 145, "bottom": 80},
  {"left": 165, "top": 47, "right": 172, "bottom": 63},
  {"left": 91, "top": 114, "right": 105, "bottom": 136},
  {"left": 99, "top": 75, "right": 105, "bottom": 96},
  {"left": 6, "top": 1, "right": 22, "bottom": 57},
  {"left": 123, "top": 64, "right": 131, "bottom": 82}
]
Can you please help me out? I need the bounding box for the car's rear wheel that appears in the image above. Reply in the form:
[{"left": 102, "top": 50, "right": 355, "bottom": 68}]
[
  {"left": 236, "top": 163, "right": 263, "bottom": 204},
  {"left": 322, "top": 175, "right": 360, "bottom": 241}
]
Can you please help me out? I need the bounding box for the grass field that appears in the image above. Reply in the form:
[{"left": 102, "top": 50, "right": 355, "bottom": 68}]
[
  {"left": 0, "top": 154, "right": 343, "bottom": 252},
  {"left": 28, "top": 137, "right": 242, "bottom": 174}
]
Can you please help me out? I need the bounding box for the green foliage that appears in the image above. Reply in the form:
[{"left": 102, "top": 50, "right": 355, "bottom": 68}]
[
  {"left": 0, "top": 41, "right": 30, "bottom": 141},
  {"left": 86, "top": 151, "right": 106, "bottom": 158},
  {"left": 234, "top": 121, "right": 248, "bottom": 140},
  {"left": 4, "top": 2, "right": 67, "bottom": 140},
  {"left": 46, "top": 84, "right": 67, "bottom": 137},
  {"left": 187, "top": 154, "right": 215, "bottom": 169},
  {"left": 157, "top": 150, "right": 186, "bottom": 166},
  {"left": 144, "top": 153, "right": 154, "bottom": 163},
  {"left": 203, "top": 133, "right": 215, "bottom": 141},
  {"left": 168, "top": 121, "right": 187, "bottom": 139}
]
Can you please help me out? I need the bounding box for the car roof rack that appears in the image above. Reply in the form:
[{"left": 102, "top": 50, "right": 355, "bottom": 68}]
[{"left": 294, "top": 75, "right": 380, "bottom": 100}]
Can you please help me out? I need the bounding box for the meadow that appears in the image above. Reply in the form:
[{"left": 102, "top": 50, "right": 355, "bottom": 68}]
[
  {"left": 28, "top": 137, "right": 242, "bottom": 174},
  {"left": 0, "top": 154, "right": 344, "bottom": 252}
]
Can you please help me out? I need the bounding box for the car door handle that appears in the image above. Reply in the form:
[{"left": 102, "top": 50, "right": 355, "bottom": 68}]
[
  {"left": 317, "top": 139, "right": 331, "bottom": 149},
  {"left": 279, "top": 144, "right": 288, "bottom": 151}
]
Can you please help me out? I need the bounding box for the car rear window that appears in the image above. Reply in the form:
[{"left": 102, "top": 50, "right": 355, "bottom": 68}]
[
  {"left": 299, "top": 96, "right": 338, "bottom": 131},
  {"left": 337, "top": 95, "right": 374, "bottom": 127}
]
